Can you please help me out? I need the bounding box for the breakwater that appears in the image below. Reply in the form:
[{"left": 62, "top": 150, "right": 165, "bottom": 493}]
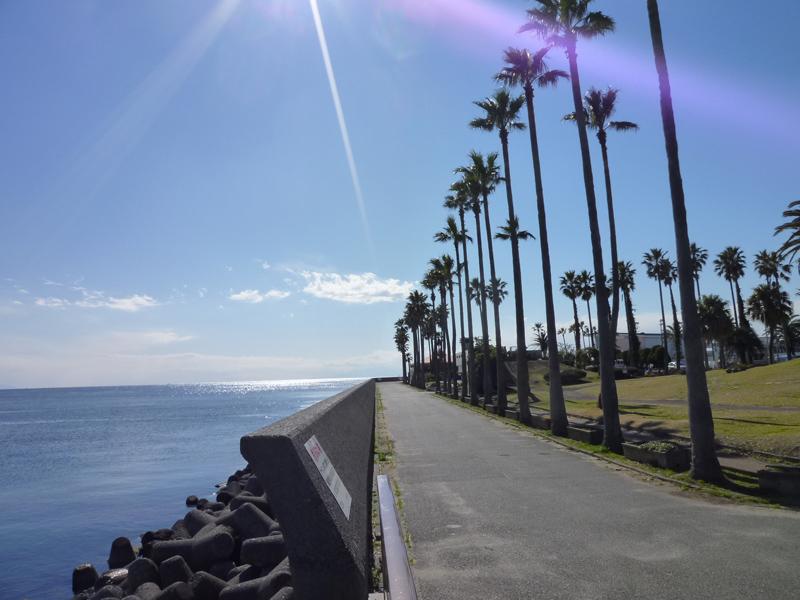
[{"left": 67, "top": 379, "right": 376, "bottom": 600}]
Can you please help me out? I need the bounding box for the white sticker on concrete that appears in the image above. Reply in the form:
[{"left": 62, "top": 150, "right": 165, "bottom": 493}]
[{"left": 304, "top": 434, "right": 352, "bottom": 520}]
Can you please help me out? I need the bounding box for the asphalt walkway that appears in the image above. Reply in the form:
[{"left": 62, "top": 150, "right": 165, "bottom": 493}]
[{"left": 379, "top": 382, "right": 800, "bottom": 600}]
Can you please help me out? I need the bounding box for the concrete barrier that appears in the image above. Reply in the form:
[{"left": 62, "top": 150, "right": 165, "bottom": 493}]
[{"left": 240, "top": 379, "right": 376, "bottom": 600}]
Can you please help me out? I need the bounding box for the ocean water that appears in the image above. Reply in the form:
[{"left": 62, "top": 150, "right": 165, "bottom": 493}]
[{"left": 0, "top": 378, "right": 360, "bottom": 599}]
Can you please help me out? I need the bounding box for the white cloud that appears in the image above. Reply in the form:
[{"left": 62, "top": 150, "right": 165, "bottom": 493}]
[
  {"left": 261, "top": 261, "right": 271, "bottom": 270},
  {"left": 301, "top": 271, "right": 413, "bottom": 304},
  {"left": 229, "top": 289, "right": 291, "bottom": 303},
  {"left": 34, "top": 287, "right": 158, "bottom": 312}
]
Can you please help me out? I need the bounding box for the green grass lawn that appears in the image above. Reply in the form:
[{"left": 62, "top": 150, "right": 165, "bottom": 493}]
[{"left": 521, "top": 359, "right": 800, "bottom": 456}]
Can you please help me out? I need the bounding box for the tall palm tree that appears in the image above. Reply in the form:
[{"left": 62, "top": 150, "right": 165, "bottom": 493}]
[
  {"left": 404, "top": 290, "right": 428, "bottom": 388},
  {"left": 440, "top": 254, "right": 459, "bottom": 395},
  {"left": 422, "top": 270, "right": 440, "bottom": 391},
  {"left": 435, "top": 217, "right": 471, "bottom": 399},
  {"left": 661, "top": 258, "right": 682, "bottom": 368},
  {"left": 747, "top": 284, "right": 792, "bottom": 364},
  {"left": 470, "top": 90, "right": 532, "bottom": 423},
  {"left": 560, "top": 270, "right": 582, "bottom": 352},
  {"left": 576, "top": 270, "right": 596, "bottom": 349},
  {"left": 457, "top": 152, "right": 504, "bottom": 407},
  {"left": 429, "top": 256, "right": 454, "bottom": 395},
  {"left": 617, "top": 261, "right": 640, "bottom": 368},
  {"left": 698, "top": 294, "right": 734, "bottom": 369},
  {"left": 564, "top": 87, "right": 638, "bottom": 339},
  {"left": 445, "top": 182, "right": 479, "bottom": 404},
  {"left": 487, "top": 277, "right": 508, "bottom": 307},
  {"left": 689, "top": 242, "right": 708, "bottom": 298},
  {"left": 394, "top": 319, "right": 409, "bottom": 383},
  {"left": 775, "top": 200, "right": 800, "bottom": 263},
  {"left": 647, "top": 0, "right": 722, "bottom": 482},
  {"left": 642, "top": 248, "right": 669, "bottom": 370},
  {"left": 713, "top": 246, "right": 748, "bottom": 329},
  {"left": 495, "top": 45, "right": 569, "bottom": 434},
  {"left": 558, "top": 327, "right": 568, "bottom": 350},
  {"left": 753, "top": 250, "right": 792, "bottom": 288},
  {"left": 522, "top": 0, "right": 621, "bottom": 452}
]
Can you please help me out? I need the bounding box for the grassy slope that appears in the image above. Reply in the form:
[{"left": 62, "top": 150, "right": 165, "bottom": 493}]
[{"left": 525, "top": 359, "right": 800, "bottom": 455}]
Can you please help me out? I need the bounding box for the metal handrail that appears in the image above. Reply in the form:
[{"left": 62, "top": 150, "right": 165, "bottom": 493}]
[{"left": 377, "top": 475, "right": 418, "bottom": 600}]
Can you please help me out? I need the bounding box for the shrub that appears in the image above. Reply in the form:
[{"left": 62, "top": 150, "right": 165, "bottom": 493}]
[
  {"left": 545, "top": 366, "right": 587, "bottom": 386},
  {"left": 638, "top": 441, "right": 680, "bottom": 454}
]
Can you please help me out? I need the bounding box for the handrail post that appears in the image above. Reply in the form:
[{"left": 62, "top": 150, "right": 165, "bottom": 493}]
[{"left": 376, "top": 475, "right": 417, "bottom": 600}]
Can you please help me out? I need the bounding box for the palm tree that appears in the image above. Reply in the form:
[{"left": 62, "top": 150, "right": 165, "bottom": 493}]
[
  {"left": 394, "top": 319, "right": 409, "bottom": 383},
  {"left": 495, "top": 45, "right": 569, "bottom": 435},
  {"left": 642, "top": 248, "right": 669, "bottom": 370},
  {"left": 698, "top": 294, "right": 734, "bottom": 368},
  {"left": 456, "top": 152, "right": 505, "bottom": 407},
  {"left": 617, "top": 261, "right": 640, "bottom": 368},
  {"left": 775, "top": 200, "right": 800, "bottom": 262},
  {"left": 404, "top": 290, "right": 428, "bottom": 388},
  {"left": 445, "top": 184, "right": 478, "bottom": 404},
  {"left": 487, "top": 277, "right": 508, "bottom": 307},
  {"left": 689, "top": 242, "right": 708, "bottom": 298},
  {"left": 435, "top": 217, "right": 470, "bottom": 399},
  {"left": 754, "top": 250, "right": 792, "bottom": 288},
  {"left": 558, "top": 327, "right": 567, "bottom": 351},
  {"left": 714, "top": 246, "right": 748, "bottom": 329},
  {"left": 576, "top": 270, "right": 596, "bottom": 349},
  {"left": 422, "top": 270, "right": 440, "bottom": 391},
  {"left": 440, "top": 254, "right": 459, "bottom": 395},
  {"left": 560, "top": 270, "right": 582, "bottom": 352},
  {"left": 522, "top": 0, "right": 621, "bottom": 452},
  {"left": 564, "top": 87, "right": 638, "bottom": 339},
  {"left": 747, "top": 284, "right": 792, "bottom": 364},
  {"left": 647, "top": 0, "right": 722, "bottom": 482},
  {"left": 661, "top": 258, "right": 682, "bottom": 368},
  {"left": 430, "top": 256, "right": 454, "bottom": 395},
  {"left": 470, "top": 90, "right": 532, "bottom": 423}
]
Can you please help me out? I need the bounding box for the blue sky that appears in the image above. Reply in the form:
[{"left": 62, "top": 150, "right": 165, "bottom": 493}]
[{"left": 1, "top": 0, "right": 798, "bottom": 388}]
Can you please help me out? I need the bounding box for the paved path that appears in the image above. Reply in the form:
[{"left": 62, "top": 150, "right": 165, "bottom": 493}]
[{"left": 379, "top": 382, "right": 800, "bottom": 600}]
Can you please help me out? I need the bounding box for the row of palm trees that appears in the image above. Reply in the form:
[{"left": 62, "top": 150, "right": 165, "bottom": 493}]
[{"left": 392, "top": 0, "right": 799, "bottom": 484}]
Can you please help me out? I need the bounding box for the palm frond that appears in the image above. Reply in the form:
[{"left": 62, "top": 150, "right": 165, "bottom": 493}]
[{"left": 609, "top": 120, "right": 639, "bottom": 132}]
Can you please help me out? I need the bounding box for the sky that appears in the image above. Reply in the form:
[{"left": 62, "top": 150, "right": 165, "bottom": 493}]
[{"left": 1, "top": 0, "right": 798, "bottom": 388}]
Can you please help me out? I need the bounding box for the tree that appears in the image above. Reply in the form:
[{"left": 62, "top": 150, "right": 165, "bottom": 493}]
[
  {"left": 747, "top": 284, "right": 792, "bottom": 364},
  {"left": 617, "top": 261, "right": 640, "bottom": 368},
  {"left": 647, "top": 0, "right": 723, "bottom": 482},
  {"left": 523, "top": 0, "right": 622, "bottom": 452},
  {"left": 564, "top": 87, "right": 638, "bottom": 339},
  {"left": 642, "top": 248, "right": 670, "bottom": 371},
  {"left": 435, "top": 216, "right": 471, "bottom": 399},
  {"left": 495, "top": 44, "right": 569, "bottom": 435},
  {"left": 445, "top": 184, "right": 479, "bottom": 404},
  {"left": 689, "top": 242, "right": 708, "bottom": 298},
  {"left": 404, "top": 290, "right": 429, "bottom": 388},
  {"left": 713, "top": 246, "right": 748, "bottom": 329},
  {"left": 457, "top": 151, "right": 506, "bottom": 408},
  {"left": 560, "top": 270, "right": 582, "bottom": 352},
  {"left": 421, "top": 270, "right": 441, "bottom": 392},
  {"left": 698, "top": 294, "right": 734, "bottom": 368},
  {"left": 661, "top": 258, "right": 682, "bottom": 368},
  {"left": 430, "top": 256, "right": 455, "bottom": 395},
  {"left": 558, "top": 327, "right": 568, "bottom": 350},
  {"left": 533, "top": 322, "right": 548, "bottom": 358},
  {"left": 754, "top": 250, "right": 792, "bottom": 287},
  {"left": 441, "top": 254, "right": 459, "bottom": 395},
  {"left": 471, "top": 89, "right": 532, "bottom": 423},
  {"left": 576, "top": 270, "right": 596, "bottom": 349},
  {"left": 394, "top": 319, "right": 409, "bottom": 383},
  {"left": 775, "top": 200, "right": 800, "bottom": 263}
]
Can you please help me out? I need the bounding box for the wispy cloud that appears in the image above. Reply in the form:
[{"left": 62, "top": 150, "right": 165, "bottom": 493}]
[
  {"left": 301, "top": 271, "right": 413, "bottom": 304},
  {"left": 34, "top": 287, "right": 158, "bottom": 312},
  {"left": 229, "top": 289, "right": 291, "bottom": 303}
]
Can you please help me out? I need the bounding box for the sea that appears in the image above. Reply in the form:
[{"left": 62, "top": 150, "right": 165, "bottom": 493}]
[{"left": 0, "top": 378, "right": 361, "bottom": 599}]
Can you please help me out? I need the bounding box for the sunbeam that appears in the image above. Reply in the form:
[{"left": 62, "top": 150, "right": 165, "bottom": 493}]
[{"left": 309, "top": 0, "right": 374, "bottom": 254}]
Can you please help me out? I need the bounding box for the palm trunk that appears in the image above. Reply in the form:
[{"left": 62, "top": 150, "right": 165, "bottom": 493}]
[
  {"left": 448, "top": 279, "right": 458, "bottom": 397},
  {"left": 734, "top": 280, "right": 748, "bottom": 330},
  {"left": 657, "top": 279, "right": 668, "bottom": 369},
  {"left": 498, "top": 130, "right": 531, "bottom": 423},
  {"left": 419, "top": 326, "right": 426, "bottom": 389},
  {"left": 439, "top": 287, "right": 450, "bottom": 395},
  {"left": 647, "top": 0, "right": 723, "bottom": 482},
  {"left": 586, "top": 299, "right": 596, "bottom": 349},
  {"left": 571, "top": 299, "right": 581, "bottom": 351},
  {"left": 565, "top": 41, "right": 622, "bottom": 452},
  {"left": 481, "top": 193, "right": 507, "bottom": 411},
  {"left": 459, "top": 208, "right": 478, "bottom": 405},
  {"left": 430, "top": 293, "right": 439, "bottom": 392},
  {"left": 623, "top": 289, "right": 639, "bottom": 368},
  {"left": 401, "top": 352, "right": 407, "bottom": 383},
  {"left": 472, "top": 207, "right": 493, "bottom": 404},
  {"left": 668, "top": 283, "right": 682, "bottom": 366},
  {"left": 695, "top": 276, "right": 701, "bottom": 300},
  {"left": 599, "top": 134, "right": 621, "bottom": 339},
  {"left": 728, "top": 280, "right": 739, "bottom": 327},
  {"left": 453, "top": 241, "right": 468, "bottom": 400},
  {"left": 524, "top": 84, "right": 567, "bottom": 435},
  {"left": 768, "top": 328, "right": 774, "bottom": 364}
]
